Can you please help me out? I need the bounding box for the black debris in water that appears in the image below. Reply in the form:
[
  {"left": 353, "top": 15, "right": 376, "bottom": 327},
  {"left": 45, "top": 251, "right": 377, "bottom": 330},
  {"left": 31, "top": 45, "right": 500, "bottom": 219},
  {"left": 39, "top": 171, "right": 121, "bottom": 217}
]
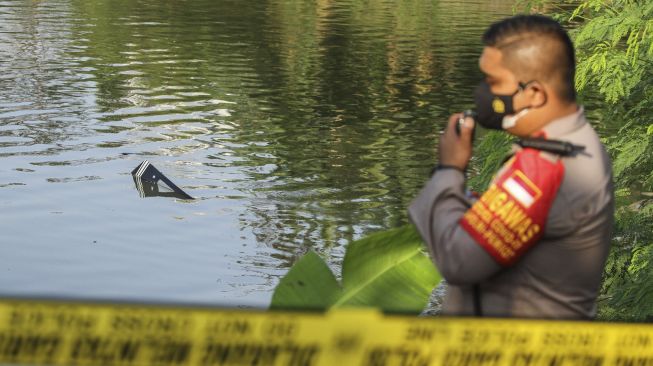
[{"left": 131, "top": 161, "right": 194, "bottom": 200}]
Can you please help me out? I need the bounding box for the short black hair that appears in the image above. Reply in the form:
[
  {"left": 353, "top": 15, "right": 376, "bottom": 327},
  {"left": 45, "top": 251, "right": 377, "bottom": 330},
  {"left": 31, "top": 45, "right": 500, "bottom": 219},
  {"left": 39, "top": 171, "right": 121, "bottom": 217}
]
[{"left": 483, "top": 15, "right": 576, "bottom": 103}]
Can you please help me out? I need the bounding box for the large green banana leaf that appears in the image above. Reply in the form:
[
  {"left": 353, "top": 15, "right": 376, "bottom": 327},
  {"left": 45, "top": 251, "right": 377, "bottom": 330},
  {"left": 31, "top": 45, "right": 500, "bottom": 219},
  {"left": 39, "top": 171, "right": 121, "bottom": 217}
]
[
  {"left": 270, "top": 225, "right": 441, "bottom": 314},
  {"left": 268, "top": 250, "right": 341, "bottom": 310}
]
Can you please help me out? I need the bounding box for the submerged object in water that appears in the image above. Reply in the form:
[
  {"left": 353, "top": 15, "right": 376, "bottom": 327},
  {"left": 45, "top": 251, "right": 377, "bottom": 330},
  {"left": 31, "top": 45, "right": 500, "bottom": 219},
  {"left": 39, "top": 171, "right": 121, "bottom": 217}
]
[{"left": 131, "top": 160, "right": 193, "bottom": 200}]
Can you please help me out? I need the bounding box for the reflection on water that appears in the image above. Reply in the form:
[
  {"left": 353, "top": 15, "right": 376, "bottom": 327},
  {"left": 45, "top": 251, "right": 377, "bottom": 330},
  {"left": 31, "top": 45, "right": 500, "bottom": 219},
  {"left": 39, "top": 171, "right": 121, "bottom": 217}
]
[{"left": 0, "top": 0, "right": 515, "bottom": 306}]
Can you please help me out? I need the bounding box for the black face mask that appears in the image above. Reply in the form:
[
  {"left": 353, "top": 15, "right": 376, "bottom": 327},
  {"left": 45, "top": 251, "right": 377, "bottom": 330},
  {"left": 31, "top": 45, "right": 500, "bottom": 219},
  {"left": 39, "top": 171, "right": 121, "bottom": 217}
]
[{"left": 473, "top": 80, "right": 530, "bottom": 130}]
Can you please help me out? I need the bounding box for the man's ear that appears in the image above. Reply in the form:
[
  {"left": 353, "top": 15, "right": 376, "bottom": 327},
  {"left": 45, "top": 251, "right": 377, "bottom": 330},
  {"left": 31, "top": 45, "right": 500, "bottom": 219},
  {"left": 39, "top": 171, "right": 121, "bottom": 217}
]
[{"left": 526, "top": 81, "right": 547, "bottom": 108}]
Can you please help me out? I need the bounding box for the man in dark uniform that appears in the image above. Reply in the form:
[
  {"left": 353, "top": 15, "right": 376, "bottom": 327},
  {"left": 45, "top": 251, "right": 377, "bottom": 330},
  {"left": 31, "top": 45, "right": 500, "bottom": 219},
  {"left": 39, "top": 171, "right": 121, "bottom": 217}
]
[{"left": 408, "top": 15, "right": 614, "bottom": 318}]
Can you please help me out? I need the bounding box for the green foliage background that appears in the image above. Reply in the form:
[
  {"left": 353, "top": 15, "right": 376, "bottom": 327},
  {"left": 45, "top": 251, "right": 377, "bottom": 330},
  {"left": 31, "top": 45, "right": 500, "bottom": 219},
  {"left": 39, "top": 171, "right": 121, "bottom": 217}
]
[{"left": 509, "top": 0, "right": 653, "bottom": 321}]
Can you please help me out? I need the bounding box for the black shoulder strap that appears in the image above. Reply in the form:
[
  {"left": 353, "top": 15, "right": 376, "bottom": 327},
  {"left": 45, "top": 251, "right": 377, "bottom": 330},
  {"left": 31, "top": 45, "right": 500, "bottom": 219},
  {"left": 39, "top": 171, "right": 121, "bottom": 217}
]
[{"left": 515, "top": 138, "right": 585, "bottom": 157}]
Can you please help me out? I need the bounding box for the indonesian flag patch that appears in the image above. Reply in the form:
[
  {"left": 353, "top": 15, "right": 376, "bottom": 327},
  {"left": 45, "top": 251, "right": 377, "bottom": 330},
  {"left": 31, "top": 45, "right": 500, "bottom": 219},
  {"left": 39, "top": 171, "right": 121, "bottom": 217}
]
[
  {"left": 502, "top": 170, "right": 542, "bottom": 208},
  {"left": 460, "top": 148, "right": 564, "bottom": 266}
]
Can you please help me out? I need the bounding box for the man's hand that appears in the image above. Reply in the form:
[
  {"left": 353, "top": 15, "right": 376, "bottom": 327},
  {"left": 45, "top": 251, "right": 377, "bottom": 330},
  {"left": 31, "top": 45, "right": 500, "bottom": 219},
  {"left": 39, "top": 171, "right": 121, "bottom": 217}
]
[{"left": 438, "top": 113, "right": 475, "bottom": 171}]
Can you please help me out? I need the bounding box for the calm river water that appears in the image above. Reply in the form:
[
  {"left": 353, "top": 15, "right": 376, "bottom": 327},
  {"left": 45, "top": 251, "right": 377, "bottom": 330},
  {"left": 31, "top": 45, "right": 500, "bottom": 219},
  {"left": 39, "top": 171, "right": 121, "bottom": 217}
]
[{"left": 0, "top": 0, "right": 517, "bottom": 307}]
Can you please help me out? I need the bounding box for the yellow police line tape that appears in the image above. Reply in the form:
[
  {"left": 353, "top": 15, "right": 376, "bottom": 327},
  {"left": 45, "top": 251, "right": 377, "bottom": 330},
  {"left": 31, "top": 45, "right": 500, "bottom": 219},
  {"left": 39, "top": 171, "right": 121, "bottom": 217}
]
[{"left": 1, "top": 298, "right": 652, "bottom": 366}]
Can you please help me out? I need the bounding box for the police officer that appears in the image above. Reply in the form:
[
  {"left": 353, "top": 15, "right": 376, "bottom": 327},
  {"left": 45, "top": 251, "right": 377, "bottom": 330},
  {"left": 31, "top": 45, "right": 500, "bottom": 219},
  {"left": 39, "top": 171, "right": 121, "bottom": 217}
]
[{"left": 409, "top": 15, "right": 614, "bottom": 319}]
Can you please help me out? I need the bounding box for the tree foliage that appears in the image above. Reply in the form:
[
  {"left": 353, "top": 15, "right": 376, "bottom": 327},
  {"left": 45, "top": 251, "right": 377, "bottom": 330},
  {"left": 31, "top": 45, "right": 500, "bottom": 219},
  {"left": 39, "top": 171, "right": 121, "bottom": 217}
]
[{"left": 572, "top": 1, "right": 652, "bottom": 103}]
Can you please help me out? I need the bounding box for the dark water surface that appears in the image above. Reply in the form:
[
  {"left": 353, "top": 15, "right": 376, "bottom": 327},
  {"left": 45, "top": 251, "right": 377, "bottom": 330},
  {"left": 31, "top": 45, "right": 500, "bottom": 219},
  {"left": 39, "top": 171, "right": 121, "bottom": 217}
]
[{"left": 0, "top": 0, "right": 515, "bottom": 307}]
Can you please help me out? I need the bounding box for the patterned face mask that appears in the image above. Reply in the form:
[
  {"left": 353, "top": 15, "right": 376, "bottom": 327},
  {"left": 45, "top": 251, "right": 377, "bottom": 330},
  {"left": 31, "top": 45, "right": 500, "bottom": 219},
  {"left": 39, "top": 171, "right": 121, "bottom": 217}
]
[{"left": 473, "top": 80, "right": 533, "bottom": 130}]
